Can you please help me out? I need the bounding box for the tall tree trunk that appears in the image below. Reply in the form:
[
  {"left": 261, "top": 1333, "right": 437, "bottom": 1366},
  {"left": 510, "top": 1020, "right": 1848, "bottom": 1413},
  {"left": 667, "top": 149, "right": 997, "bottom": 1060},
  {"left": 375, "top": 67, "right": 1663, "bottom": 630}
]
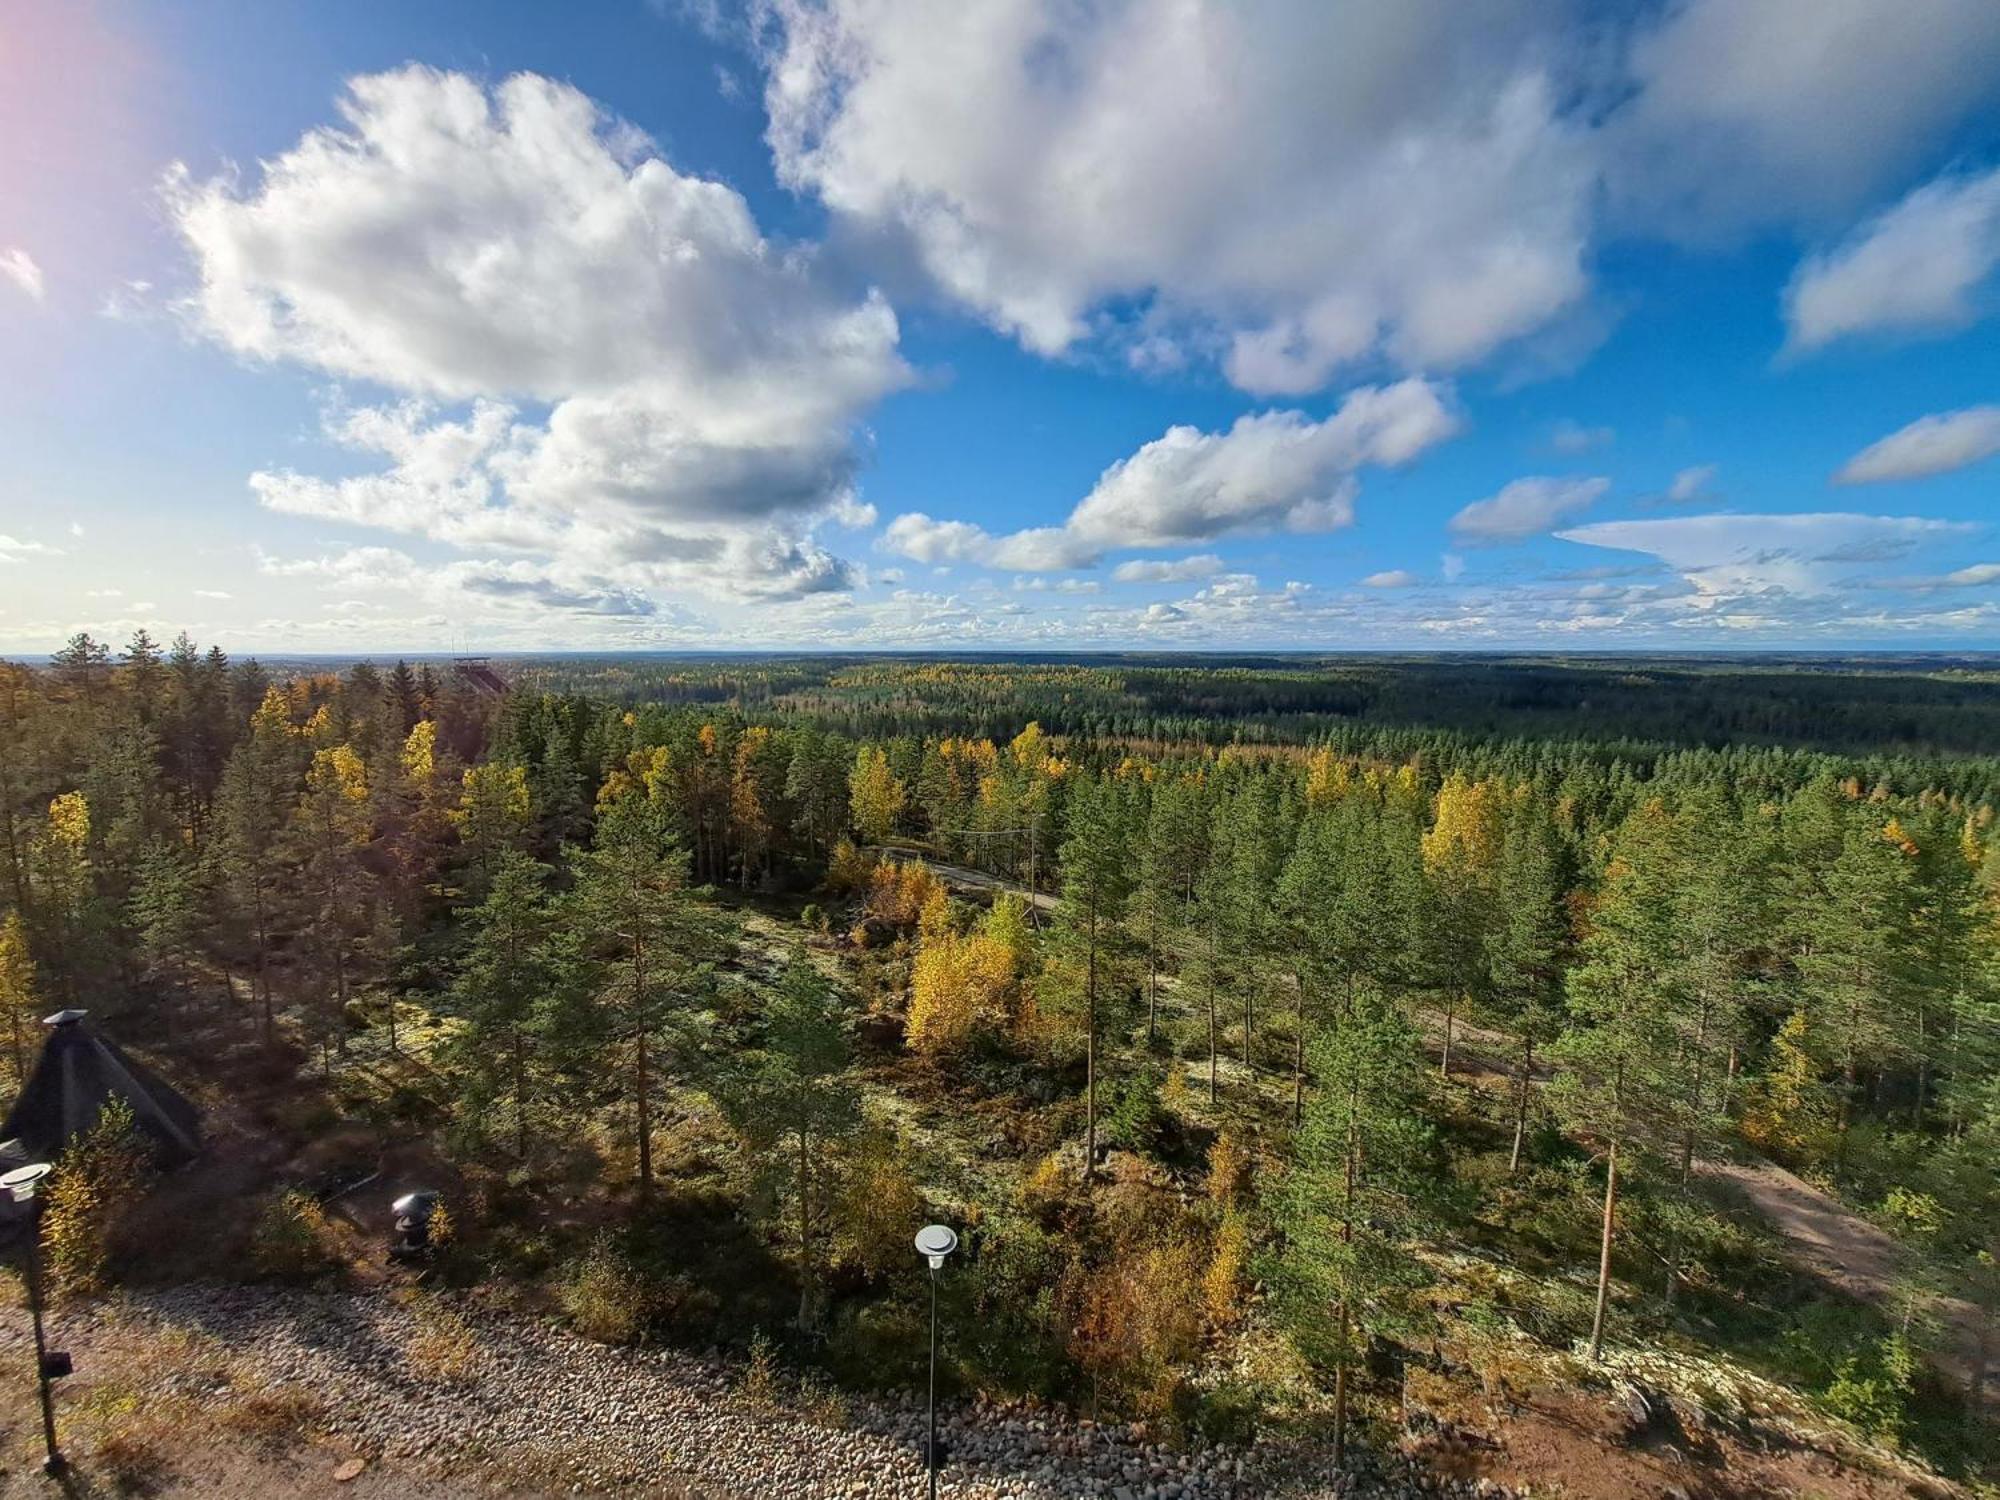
[
  {"left": 798, "top": 1125, "right": 813, "bottom": 1326},
  {"left": 1509, "top": 1036, "right": 1533, "bottom": 1175},
  {"left": 1333, "top": 1301, "right": 1350, "bottom": 1468},
  {"left": 252, "top": 872, "right": 274, "bottom": 1046},
  {"left": 1336, "top": 1066, "right": 1360, "bottom": 1466},
  {"left": 634, "top": 914, "right": 653, "bottom": 1204},
  {"left": 1145, "top": 909, "right": 1159, "bottom": 1045},
  {"left": 1681, "top": 991, "right": 1712, "bottom": 1185},
  {"left": 1206, "top": 919, "right": 1219, "bottom": 1106},
  {"left": 1912, "top": 998, "right": 1929, "bottom": 1131},
  {"left": 1589, "top": 1133, "right": 1621, "bottom": 1362},
  {"left": 635, "top": 1029, "right": 652, "bottom": 1204},
  {"left": 1293, "top": 977, "right": 1307, "bottom": 1128},
  {"left": 512, "top": 1027, "right": 529, "bottom": 1160},
  {"left": 1440, "top": 993, "right": 1456, "bottom": 1078},
  {"left": 1083, "top": 904, "right": 1099, "bottom": 1185}
]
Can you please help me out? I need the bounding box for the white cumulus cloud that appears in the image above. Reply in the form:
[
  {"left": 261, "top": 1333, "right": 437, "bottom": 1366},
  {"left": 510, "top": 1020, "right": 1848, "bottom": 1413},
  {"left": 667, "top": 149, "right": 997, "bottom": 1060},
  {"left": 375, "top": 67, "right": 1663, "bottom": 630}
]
[
  {"left": 1834, "top": 406, "right": 2000, "bottom": 485},
  {"left": 1450, "top": 475, "right": 1608, "bottom": 542},
  {"left": 1784, "top": 165, "right": 2000, "bottom": 353},
  {"left": 1665, "top": 464, "right": 1718, "bottom": 503},
  {"left": 170, "top": 66, "right": 907, "bottom": 605},
  {"left": 760, "top": 0, "right": 2000, "bottom": 392},
  {"left": 885, "top": 378, "right": 1459, "bottom": 570},
  {"left": 0, "top": 248, "right": 43, "bottom": 301},
  {"left": 1111, "top": 555, "right": 1224, "bottom": 584}
]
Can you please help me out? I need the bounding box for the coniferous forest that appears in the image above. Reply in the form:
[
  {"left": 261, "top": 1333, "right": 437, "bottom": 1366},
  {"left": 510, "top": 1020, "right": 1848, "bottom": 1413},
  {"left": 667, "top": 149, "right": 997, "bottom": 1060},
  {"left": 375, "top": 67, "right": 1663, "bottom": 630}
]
[{"left": 6, "top": 635, "right": 2000, "bottom": 1493}]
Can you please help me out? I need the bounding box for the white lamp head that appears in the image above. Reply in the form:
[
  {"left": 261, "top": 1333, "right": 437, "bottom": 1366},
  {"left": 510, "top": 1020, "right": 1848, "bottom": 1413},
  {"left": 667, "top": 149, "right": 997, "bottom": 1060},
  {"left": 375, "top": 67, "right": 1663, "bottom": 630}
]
[
  {"left": 0, "top": 1163, "right": 53, "bottom": 1205},
  {"left": 914, "top": 1223, "right": 958, "bottom": 1271}
]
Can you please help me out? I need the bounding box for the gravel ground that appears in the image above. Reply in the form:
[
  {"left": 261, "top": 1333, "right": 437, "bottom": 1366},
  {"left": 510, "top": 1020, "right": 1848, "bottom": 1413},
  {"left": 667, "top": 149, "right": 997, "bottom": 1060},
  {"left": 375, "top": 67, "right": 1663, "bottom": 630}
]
[{"left": 8, "top": 1284, "right": 1502, "bottom": 1499}]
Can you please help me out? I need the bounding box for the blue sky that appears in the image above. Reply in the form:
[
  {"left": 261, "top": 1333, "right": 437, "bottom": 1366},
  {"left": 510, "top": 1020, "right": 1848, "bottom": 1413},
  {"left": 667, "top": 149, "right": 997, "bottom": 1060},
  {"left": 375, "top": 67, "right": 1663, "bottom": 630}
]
[{"left": 3, "top": 0, "right": 2000, "bottom": 653}]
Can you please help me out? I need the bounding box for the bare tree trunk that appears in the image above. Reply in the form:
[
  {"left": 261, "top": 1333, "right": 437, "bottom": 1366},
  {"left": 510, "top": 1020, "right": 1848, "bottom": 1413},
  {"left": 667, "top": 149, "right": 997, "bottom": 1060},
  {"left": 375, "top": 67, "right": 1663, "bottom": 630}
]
[
  {"left": 1083, "top": 901, "right": 1099, "bottom": 1185},
  {"left": 513, "top": 1027, "right": 529, "bottom": 1160},
  {"left": 1440, "top": 993, "right": 1455, "bottom": 1078},
  {"left": 1589, "top": 1133, "right": 1620, "bottom": 1362},
  {"left": 634, "top": 913, "right": 653, "bottom": 1203},
  {"left": 798, "top": 1126, "right": 813, "bottom": 1326},
  {"left": 1145, "top": 909, "right": 1159, "bottom": 1044},
  {"left": 1335, "top": 1067, "right": 1360, "bottom": 1467},
  {"left": 1206, "top": 920, "right": 1219, "bottom": 1106},
  {"left": 635, "top": 1029, "right": 652, "bottom": 1204},
  {"left": 1293, "top": 978, "right": 1307, "bottom": 1128},
  {"left": 1509, "top": 1036, "right": 1533, "bottom": 1175},
  {"left": 1333, "top": 1302, "right": 1350, "bottom": 1467}
]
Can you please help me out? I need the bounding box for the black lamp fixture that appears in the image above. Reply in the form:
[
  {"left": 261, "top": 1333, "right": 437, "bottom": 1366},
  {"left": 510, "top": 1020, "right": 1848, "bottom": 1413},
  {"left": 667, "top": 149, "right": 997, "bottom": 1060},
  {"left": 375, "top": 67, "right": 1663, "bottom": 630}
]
[
  {"left": 390, "top": 1190, "right": 440, "bottom": 1260},
  {"left": 914, "top": 1223, "right": 958, "bottom": 1499},
  {"left": 1, "top": 1161, "right": 69, "bottom": 1475}
]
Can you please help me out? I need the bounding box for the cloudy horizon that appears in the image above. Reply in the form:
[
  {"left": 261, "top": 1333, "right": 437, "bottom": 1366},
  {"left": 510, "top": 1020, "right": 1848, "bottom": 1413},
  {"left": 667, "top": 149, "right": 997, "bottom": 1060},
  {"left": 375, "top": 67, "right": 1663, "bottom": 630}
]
[{"left": 4, "top": 1, "right": 2000, "bottom": 653}]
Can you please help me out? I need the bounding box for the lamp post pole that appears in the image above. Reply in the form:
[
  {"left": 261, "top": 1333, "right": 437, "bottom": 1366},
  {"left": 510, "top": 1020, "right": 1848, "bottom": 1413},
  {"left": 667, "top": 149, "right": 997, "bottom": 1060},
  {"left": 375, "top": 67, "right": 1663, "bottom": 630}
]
[
  {"left": 2, "top": 1162, "right": 64, "bottom": 1475},
  {"left": 913, "top": 1224, "right": 958, "bottom": 1500},
  {"left": 24, "top": 1218, "right": 60, "bottom": 1474}
]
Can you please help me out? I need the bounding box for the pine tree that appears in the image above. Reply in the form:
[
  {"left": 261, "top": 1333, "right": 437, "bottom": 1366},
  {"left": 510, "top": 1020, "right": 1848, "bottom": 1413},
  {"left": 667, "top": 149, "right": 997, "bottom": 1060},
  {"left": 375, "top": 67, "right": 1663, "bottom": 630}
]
[
  {"left": 452, "top": 761, "right": 533, "bottom": 896},
  {"left": 451, "top": 851, "right": 555, "bottom": 1160},
  {"left": 1553, "top": 801, "right": 1697, "bottom": 1360},
  {"left": 1487, "top": 795, "right": 1570, "bottom": 1172},
  {"left": 569, "top": 800, "right": 720, "bottom": 1204},
  {"left": 1054, "top": 777, "right": 1132, "bottom": 1182},
  {"left": 1134, "top": 777, "right": 1206, "bottom": 1044},
  {"left": 216, "top": 688, "right": 298, "bottom": 1040},
  {"left": 32, "top": 791, "right": 97, "bottom": 1005},
  {"left": 1796, "top": 811, "right": 1919, "bottom": 1154},
  {"left": 1421, "top": 773, "right": 1502, "bottom": 1079},
  {"left": 717, "top": 954, "right": 861, "bottom": 1326},
  {"left": 131, "top": 840, "right": 200, "bottom": 1027},
  {"left": 1268, "top": 991, "right": 1434, "bottom": 1466},
  {"left": 294, "top": 744, "right": 372, "bottom": 1063},
  {"left": 122, "top": 629, "right": 165, "bottom": 726}
]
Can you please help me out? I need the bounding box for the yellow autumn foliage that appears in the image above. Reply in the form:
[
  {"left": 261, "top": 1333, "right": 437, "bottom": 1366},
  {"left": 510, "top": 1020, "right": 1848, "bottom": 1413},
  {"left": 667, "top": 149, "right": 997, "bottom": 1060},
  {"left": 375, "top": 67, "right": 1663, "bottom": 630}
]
[
  {"left": 1422, "top": 772, "right": 1502, "bottom": 875},
  {"left": 47, "top": 791, "right": 89, "bottom": 850}
]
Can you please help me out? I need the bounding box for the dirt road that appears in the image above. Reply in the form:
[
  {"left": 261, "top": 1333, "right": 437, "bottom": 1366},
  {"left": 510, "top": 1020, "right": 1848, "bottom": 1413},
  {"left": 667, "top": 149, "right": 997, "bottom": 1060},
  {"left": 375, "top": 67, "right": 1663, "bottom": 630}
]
[{"left": 1701, "top": 1157, "right": 1992, "bottom": 1400}]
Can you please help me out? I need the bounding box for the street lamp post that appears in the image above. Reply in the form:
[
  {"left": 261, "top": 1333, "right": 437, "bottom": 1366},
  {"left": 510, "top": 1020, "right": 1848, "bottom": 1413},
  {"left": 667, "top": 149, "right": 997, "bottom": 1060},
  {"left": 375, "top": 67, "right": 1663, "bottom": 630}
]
[
  {"left": 914, "top": 1224, "right": 958, "bottom": 1500},
  {"left": 1, "top": 1162, "right": 68, "bottom": 1475}
]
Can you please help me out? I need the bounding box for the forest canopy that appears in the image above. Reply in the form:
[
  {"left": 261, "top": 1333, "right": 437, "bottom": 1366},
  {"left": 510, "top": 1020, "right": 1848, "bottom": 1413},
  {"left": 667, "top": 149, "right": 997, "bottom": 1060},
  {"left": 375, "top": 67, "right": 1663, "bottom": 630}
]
[{"left": 4, "top": 633, "right": 1999, "bottom": 1484}]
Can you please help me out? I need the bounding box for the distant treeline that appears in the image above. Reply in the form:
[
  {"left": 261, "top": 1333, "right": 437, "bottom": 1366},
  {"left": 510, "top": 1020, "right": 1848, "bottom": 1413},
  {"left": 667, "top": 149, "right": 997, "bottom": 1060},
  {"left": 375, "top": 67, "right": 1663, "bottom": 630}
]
[{"left": 506, "top": 653, "right": 2000, "bottom": 765}]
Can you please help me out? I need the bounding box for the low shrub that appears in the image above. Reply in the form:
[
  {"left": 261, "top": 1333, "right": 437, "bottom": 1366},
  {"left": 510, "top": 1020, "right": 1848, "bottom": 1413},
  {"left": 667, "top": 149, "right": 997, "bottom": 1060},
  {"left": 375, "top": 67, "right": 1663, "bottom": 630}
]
[
  {"left": 42, "top": 1097, "right": 150, "bottom": 1300},
  {"left": 249, "top": 1189, "right": 338, "bottom": 1281},
  {"left": 556, "top": 1233, "right": 653, "bottom": 1344}
]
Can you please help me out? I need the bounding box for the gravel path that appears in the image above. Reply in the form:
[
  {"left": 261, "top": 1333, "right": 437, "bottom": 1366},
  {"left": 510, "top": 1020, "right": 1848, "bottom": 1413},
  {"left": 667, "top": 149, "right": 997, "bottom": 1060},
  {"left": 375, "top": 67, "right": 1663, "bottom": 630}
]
[
  {"left": 12, "top": 1283, "right": 1399, "bottom": 1499},
  {"left": 1700, "top": 1158, "right": 1993, "bottom": 1401}
]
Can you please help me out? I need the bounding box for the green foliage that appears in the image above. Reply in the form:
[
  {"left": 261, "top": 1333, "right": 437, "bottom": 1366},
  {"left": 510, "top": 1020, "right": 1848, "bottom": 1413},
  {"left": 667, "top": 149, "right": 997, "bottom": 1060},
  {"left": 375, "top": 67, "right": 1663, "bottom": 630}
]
[
  {"left": 715, "top": 955, "right": 861, "bottom": 1324},
  {"left": 43, "top": 1097, "right": 149, "bottom": 1299},
  {"left": 1265, "top": 989, "right": 1435, "bottom": 1455},
  {"left": 248, "top": 1189, "right": 336, "bottom": 1282},
  {"left": 556, "top": 1233, "right": 654, "bottom": 1345}
]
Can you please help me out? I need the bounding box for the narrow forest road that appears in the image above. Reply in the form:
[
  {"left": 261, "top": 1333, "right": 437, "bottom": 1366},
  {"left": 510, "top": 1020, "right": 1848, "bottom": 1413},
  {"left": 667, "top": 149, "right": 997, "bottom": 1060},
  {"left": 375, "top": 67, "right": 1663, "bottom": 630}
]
[
  {"left": 867, "top": 847, "right": 1060, "bottom": 913},
  {"left": 874, "top": 849, "right": 1997, "bottom": 1407},
  {"left": 1701, "top": 1158, "right": 1992, "bottom": 1401}
]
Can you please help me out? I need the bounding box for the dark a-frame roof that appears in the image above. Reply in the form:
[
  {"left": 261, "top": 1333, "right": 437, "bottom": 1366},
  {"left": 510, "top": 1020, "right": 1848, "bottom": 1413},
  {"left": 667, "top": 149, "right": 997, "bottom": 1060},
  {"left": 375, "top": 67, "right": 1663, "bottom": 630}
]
[{"left": 0, "top": 1011, "right": 201, "bottom": 1165}]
